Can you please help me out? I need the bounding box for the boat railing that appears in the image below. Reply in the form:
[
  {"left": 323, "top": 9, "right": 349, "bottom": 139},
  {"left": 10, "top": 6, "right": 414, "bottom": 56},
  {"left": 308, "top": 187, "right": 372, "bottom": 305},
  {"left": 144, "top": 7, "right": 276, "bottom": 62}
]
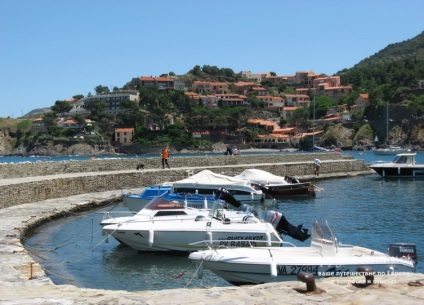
[{"left": 98, "top": 211, "right": 135, "bottom": 220}]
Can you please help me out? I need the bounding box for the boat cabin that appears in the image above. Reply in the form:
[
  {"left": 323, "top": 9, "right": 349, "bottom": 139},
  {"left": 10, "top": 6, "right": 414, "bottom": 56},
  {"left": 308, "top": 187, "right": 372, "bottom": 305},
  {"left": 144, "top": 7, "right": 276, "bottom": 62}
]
[{"left": 392, "top": 153, "right": 416, "bottom": 166}]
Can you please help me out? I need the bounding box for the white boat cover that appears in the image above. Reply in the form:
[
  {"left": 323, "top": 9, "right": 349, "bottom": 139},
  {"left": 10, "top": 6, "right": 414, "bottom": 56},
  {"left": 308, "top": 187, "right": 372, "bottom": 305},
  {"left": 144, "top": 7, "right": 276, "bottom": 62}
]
[
  {"left": 172, "top": 170, "right": 253, "bottom": 188},
  {"left": 233, "top": 169, "right": 289, "bottom": 185}
]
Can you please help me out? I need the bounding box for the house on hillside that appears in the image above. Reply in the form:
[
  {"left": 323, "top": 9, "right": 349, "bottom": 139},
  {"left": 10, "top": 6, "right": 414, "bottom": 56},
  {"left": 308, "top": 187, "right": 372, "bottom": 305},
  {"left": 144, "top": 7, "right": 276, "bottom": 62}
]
[
  {"left": 238, "top": 71, "right": 271, "bottom": 82},
  {"left": 284, "top": 94, "right": 311, "bottom": 107},
  {"left": 230, "top": 81, "right": 258, "bottom": 95},
  {"left": 258, "top": 96, "right": 285, "bottom": 112},
  {"left": 216, "top": 94, "right": 248, "bottom": 107},
  {"left": 81, "top": 91, "right": 140, "bottom": 115},
  {"left": 351, "top": 94, "right": 369, "bottom": 113},
  {"left": 246, "top": 119, "right": 280, "bottom": 132},
  {"left": 115, "top": 128, "right": 134, "bottom": 144},
  {"left": 131, "top": 76, "right": 175, "bottom": 90},
  {"left": 30, "top": 118, "right": 47, "bottom": 135},
  {"left": 281, "top": 106, "right": 301, "bottom": 121},
  {"left": 56, "top": 118, "right": 94, "bottom": 130}
]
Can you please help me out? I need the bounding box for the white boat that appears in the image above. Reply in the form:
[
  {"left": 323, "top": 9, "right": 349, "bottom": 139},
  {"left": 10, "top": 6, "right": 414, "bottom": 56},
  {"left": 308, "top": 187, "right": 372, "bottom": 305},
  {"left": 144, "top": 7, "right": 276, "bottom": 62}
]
[
  {"left": 122, "top": 169, "right": 264, "bottom": 212},
  {"left": 373, "top": 145, "right": 410, "bottom": 155},
  {"left": 369, "top": 153, "right": 424, "bottom": 177},
  {"left": 101, "top": 190, "right": 310, "bottom": 252},
  {"left": 171, "top": 169, "right": 264, "bottom": 202},
  {"left": 189, "top": 221, "right": 416, "bottom": 285},
  {"left": 234, "top": 169, "right": 317, "bottom": 198}
]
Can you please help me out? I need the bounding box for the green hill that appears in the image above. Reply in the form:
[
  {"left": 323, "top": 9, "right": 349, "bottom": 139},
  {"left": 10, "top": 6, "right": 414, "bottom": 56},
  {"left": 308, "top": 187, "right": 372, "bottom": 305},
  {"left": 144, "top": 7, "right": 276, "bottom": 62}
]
[{"left": 337, "top": 31, "right": 424, "bottom": 96}]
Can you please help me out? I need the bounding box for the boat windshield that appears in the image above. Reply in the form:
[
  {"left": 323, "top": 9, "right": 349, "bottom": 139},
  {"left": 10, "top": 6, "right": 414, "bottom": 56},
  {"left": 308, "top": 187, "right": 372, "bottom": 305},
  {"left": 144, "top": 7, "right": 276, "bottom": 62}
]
[
  {"left": 393, "top": 155, "right": 408, "bottom": 164},
  {"left": 143, "top": 196, "right": 185, "bottom": 210},
  {"left": 311, "top": 221, "right": 336, "bottom": 244}
]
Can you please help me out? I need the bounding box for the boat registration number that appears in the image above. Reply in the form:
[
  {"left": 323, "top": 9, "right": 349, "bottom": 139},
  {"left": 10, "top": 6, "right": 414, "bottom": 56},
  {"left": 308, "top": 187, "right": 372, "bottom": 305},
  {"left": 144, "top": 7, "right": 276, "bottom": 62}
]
[{"left": 278, "top": 265, "right": 319, "bottom": 275}]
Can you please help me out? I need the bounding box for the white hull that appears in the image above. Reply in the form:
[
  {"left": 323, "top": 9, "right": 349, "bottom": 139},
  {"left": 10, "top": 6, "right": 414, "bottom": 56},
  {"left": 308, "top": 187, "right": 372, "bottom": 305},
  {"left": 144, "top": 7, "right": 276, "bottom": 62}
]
[
  {"left": 194, "top": 250, "right": 414, "bottom": 284},
  {"left": 369, "top": 153, "right": 424, "bottom": 177},
  {"left": 104, "top": 220, "right": 282, "bottom": 252},
  {"left": 189, "top": 221, "right": 416, "bottom": 285},
  {"left": 190, "top": 246, "right": 415, "bottom": 285}
]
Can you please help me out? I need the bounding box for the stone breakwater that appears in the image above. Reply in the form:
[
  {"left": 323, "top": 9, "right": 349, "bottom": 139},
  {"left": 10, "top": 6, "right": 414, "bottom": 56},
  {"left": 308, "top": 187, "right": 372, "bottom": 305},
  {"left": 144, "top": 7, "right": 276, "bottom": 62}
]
[
  {"left": 0, "top": 152, "right": 373, "bottom": 208},
  {"left": 1, "top": 152, "right": 351, "bottom": 179},
  {"left": 1, "top": 153, "right": 423, "bottom": 304}
]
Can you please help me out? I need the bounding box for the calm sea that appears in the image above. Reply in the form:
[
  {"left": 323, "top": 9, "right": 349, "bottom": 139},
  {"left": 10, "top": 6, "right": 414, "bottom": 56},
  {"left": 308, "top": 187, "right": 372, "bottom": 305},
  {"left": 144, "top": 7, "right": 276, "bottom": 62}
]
[{"left": 23, "top": 151, "right": 424, "bottom": 291}]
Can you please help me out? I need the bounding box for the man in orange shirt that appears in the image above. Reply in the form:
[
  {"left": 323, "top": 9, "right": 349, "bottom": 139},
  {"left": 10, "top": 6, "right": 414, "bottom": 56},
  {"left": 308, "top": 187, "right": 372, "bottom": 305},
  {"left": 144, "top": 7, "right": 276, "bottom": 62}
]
[{"left": 161, "top": 146, "right": 170, "bottom": 169}]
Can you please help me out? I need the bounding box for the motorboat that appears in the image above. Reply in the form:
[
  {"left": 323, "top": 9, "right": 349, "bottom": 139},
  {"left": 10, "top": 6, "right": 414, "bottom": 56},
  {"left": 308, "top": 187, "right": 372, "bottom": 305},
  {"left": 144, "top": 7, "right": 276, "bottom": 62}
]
[
  {"left": 233, "top": 169, "right": 317, "bottom": 198},
  {"left": 102, "top": 196, "right": 282, "bottom": 252},
  {"left": 189, "top": 221, "right": 417, "bottom": 285},
  {"left": 101, "top": 189, "right": 310, "bottom": 252},
  {"left": 171, "top": 169, "right": 264, "bottom": 202},
  {"left": 313, "top": 146, "right": 332, "bottom": 152},
  {"left": 123, "top": 185, "right": 218, "bottom": 212},
  {"left": 369, "top": 153, "right": 424, "bottom": 177},
  {"left": 373, "top": 145, "right": 411, "bottom": 155}
]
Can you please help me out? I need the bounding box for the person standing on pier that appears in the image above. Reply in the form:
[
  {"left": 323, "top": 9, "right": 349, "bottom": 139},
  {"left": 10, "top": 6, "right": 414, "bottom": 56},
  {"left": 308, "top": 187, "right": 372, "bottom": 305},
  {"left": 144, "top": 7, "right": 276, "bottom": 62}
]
[
  {"left": 161, "top": 146, "right": 171, "bottom": 169},
  {"left": 314, "top": 158, "right": 321, "bottom": 176}
]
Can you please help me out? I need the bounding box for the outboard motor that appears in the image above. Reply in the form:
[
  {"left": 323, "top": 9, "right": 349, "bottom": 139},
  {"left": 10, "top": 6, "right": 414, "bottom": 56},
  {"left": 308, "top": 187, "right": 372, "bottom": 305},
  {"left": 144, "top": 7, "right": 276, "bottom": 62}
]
[
  {"left": 387, "top": 243, "right": 417, "bottom": 264},
  {"left": 215, "top": 188, "right": 258, "bottom": 217},
  {"left": 263, "top": 210, "right": 310, "bottom": 242}
]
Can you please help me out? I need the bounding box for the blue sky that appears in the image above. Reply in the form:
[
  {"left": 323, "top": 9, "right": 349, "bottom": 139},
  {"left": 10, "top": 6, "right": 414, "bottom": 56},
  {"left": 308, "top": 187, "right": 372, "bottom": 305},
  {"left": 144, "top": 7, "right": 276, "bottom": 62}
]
[{"left": 1, "top": 0, "right": 423, "bottom": 118}]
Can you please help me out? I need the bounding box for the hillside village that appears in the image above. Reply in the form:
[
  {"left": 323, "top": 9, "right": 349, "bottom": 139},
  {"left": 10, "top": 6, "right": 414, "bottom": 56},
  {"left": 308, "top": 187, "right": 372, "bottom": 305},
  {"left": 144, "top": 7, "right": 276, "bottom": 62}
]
[{"left": 20, "top": 70, "right": 381, "bottom": 154}]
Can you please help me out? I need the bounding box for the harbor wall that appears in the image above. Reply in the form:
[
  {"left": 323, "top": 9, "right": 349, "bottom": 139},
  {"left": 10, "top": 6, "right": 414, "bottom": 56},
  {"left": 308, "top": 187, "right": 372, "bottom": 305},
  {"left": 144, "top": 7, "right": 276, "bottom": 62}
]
[
  {"left": 0, "top": 152, "right": 372, "bottom": 209},
  {"left": 0, "top": 152, "right": 346, "bottom": 179}
]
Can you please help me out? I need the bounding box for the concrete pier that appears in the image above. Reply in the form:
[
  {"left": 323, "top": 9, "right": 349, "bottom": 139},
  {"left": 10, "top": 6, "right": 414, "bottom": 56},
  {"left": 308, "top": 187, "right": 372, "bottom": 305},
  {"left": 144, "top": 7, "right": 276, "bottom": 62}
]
[{"left": 1, "top": 154, "right": 423, "bottom": 304}]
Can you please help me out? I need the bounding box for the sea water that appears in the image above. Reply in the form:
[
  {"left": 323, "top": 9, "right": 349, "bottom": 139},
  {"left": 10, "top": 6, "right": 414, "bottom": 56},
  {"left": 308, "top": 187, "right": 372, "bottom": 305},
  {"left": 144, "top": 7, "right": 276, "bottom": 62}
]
[{"left": 23, "top": 151, "right": 424, "bottom": 291}]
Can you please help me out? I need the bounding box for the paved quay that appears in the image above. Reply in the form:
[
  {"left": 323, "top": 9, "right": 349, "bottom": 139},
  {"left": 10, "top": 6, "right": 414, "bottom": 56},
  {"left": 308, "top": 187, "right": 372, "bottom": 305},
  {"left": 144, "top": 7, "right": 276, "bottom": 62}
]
[{"left": 1, "top": 172, "right": 423, "bottom": 304}]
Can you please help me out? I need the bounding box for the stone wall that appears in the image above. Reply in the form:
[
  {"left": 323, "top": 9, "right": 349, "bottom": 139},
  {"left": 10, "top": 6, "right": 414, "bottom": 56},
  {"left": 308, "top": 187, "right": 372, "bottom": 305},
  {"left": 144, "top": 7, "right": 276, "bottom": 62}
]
[
  {"left": 0, "top": 152, "right": 345, "bottom": 179},
  {"left": 0, "top": 152, "right": 372, "bottom": 209}
]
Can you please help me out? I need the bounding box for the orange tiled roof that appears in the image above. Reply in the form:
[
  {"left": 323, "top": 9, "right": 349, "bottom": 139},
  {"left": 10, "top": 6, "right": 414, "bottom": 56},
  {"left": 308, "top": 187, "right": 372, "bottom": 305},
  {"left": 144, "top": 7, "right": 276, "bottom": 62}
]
[
  {"left": 115, "top": 128, "right": 134, "bottom": 132},
  {"left": 283, "top": 106, "right": 300, "bottom": 111}
]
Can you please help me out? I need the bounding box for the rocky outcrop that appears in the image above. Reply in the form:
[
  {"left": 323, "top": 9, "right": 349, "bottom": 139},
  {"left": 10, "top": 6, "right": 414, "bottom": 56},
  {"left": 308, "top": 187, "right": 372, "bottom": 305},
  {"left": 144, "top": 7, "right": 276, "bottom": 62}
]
[
  {"left": 0, "top": 129, "right": 15, "bottom": 155},
  {"left": 27, "top": 143, "right": 116, "bottom": 156}
]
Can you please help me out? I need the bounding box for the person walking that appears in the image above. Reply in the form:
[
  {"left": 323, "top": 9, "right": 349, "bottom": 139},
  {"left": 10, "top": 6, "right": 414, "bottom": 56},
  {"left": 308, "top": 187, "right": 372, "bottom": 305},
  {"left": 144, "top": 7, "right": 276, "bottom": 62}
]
[
  {"left": 161, "top": 146, "right": 170, "bottom": 169},
  {"left": 314, "top": 158, "right": 321, "bottom": 176}
]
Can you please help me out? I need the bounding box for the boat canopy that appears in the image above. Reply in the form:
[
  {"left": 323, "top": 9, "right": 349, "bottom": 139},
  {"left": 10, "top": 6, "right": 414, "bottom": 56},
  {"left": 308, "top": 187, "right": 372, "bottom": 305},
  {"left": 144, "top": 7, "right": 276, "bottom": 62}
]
[
  {"left": 233, "top": 169, "right": 289, "bottom": 185},
  {"left": 172, "top": 170, "right": 253, "bottom": 188}
]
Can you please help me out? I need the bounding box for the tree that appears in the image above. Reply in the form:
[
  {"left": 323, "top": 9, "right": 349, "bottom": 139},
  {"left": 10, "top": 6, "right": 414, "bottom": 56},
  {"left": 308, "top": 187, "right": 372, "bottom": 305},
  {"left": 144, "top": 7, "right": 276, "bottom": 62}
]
[
  {"left": 51, "top": 101, "right": 73, "bottom": 117},
  {"left": 72, "top": 114, "right": 85, "bottom": 126},
  {"left": 72, "top": 94, "right": 84, "bottom": 100},
  {"left": 312, "top": 96, "right": 337, "bottom": 118},
  {"left": 95, "top": 85, "right": 110, "bottom": 95},
  {"left": 288, "top": 107, "right": 310, "bottom": 131},
  {"left": 86, "top": 100, "right": 106, "bottom": 121},
  {"left": 189, "top": 65, "right": 202, "bottom": 76},
  {"left": 42, "top": 112, "right": 56, "bottom": 129}
]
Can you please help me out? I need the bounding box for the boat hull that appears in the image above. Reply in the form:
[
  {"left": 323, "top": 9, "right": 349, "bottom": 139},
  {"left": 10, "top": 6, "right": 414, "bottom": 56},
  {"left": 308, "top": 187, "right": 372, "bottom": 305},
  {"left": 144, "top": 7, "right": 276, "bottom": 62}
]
[
  {"left": 369, "top": 166, "right": 424, "bottom": 177},
  {"left": 189, "top": 246, "right": 416, "bottom": 285},
  {"left": 264, "top": 183, "right": 316, "bottom": 198},
  {"left": 103, "top": 221, "right": 282, "bottom": 252}
]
